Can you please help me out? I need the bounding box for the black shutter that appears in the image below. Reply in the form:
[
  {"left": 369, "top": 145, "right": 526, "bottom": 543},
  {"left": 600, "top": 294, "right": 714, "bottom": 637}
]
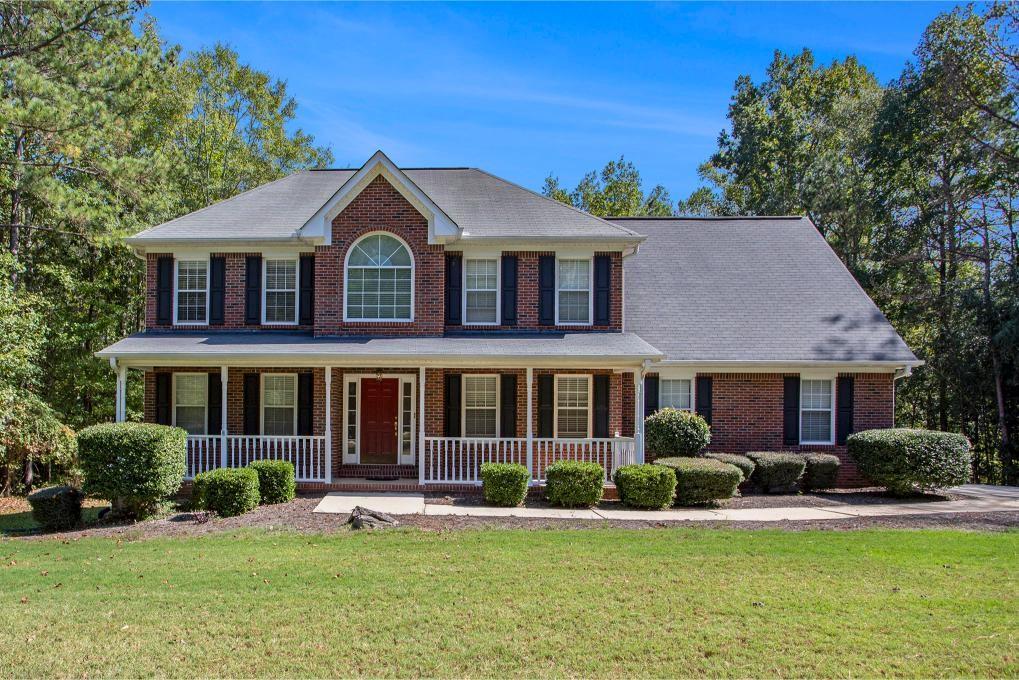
[
  {"left": 501, "top": 255, "right": 517, "bottom": 326},
  {"left": 445, "top": 254, "right": 462, "bottom": 326},
  {"left": 593, "top": 375, "right": 610, "bottom": 438},
  {"left": 209, "top": 256, "right": 225, "bottom": 325},
  {"left": 155, "top": 373, "right": 171, "bottom": 425},
  {"left": 537, "top": 374, "right": 554, "bottom": 437},
  {"left": 444, "top": 373, "right": 461, "bottom": 437},
  {"left": 298, "top": 372, "right": 313, "bottom": 436},
  {"left": 208, "top": 372, "right": 222, "bottom": 434},
  {"left": 695, "top": 376, "right": 713, "bottom": 426},
  {"left": 538, "top": 255, "right": 555, "bottom": 326},
  {"left": 299, "top": 255, "right": 315, "bottom": 325},
  {"left": 594, "top": 255, "right": 611, "bottom": 326},
  {"left": 243, "top": 373, "right": 260, "bottom": 435},
  {"left": 783, "top": 376, "right": 800, "bottom": 446},
  {"left": 836, "top": 376, "right": 855, "bottom": 445},
  {"left": 245, "top": 256, "right": 262, "bottom": 325},
  {"left": 644, "top": 375, "right": 659, "bottom": 419},
  {"left": 156, "top": 257, "right": 173, "bottom": 325},
  {"left": 499, "top": 374, "right": 517, "bottom": 437}
]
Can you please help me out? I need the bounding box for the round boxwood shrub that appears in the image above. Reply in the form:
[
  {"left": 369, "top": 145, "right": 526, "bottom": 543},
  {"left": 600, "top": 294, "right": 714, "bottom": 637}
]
[
  {"left": 613, "top": 464, "right": 676, "bottom": 509},
  {"left": 703, "top": 453, "right": 756, "bottom": 483},
  {"left": 544, "top": 461, "right": 604, "bottom": 508},
  {"left": 745, "top": 452, "right": 806, "bottom": 494},
  {"left": 248, "top": 460, "right": 296, "bottom": 505},
  {"left": 480, "top": 462, "right": 530, "bottom": 507},
  {"left": 655, "top": 457, "right": 741, "bottom": 506},
  {"left": 848, "top": 428, "right": 970, "bottom": 496},
  {"left": 644, "top": 408, "right": 711, "bottom": 458},
  {"left": 27, "top": 485, "right": 83, "bottom": 531},
  {"left": 193, "top": 467, "right": 260, "bottom": 517},
  {"left": 78, "top": 422, "right": 186, "bottom": 518},
  {"left": 800, "top": 452, "right": 841, "bottom": 491}
]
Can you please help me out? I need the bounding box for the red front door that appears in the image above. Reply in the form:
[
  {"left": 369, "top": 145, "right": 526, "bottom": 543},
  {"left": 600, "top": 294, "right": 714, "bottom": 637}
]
[{"left": 360, "top": 378, "right": 399, "bottom": 464}]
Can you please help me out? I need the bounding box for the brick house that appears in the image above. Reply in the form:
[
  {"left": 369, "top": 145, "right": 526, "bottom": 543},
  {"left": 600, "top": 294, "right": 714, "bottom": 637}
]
[{"left": 98, "top": 151, "right": 919, "bottom": 490}]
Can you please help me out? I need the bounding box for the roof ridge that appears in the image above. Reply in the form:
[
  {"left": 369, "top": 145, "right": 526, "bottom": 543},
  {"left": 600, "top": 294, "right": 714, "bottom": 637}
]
[
  {"left": 309, "top": 166, "right": 473, "bottom": 172},
  {"left": 470, "top": 168, "right": 644, "bottom": 239},
  {"left": 130, "top": 171, "right": 309, "bottom": 238},
  {"left": 609, "top": 215, "right": 807, "bottom": 221}
]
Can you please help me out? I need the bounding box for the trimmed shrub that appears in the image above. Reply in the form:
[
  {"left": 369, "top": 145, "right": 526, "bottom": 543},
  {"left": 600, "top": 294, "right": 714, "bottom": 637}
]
[
  {"left": 545, "top": 461, "right": 604, "bottom": 508},
  {"left": 644, "top": 408, "right": 711, "bottom": 458},
  {"left": 248, "top": 460, "right": 296, "bottom": 505},
  {"left": 78, "top": 422, "right": 186, "bottom": 518},
  {"left": 848, "top": 428, "right": 971, "bottom": 495},
  {"left": 27, "top": 485, "right": 83, "bottom": 531},
  {"left": 193, "top": 467, "right": 260, "bottom": 517},
  {"left": 745, "top": 452, "right": 806, "bottom": 493},
  {"left": 655, "top": 457, "right": 741, "bottom": 506},
  {"left": 800, "top": 453, "right": 841, "bottom": 491},
  {"left": 613, "top": 464, "right": 676, "bottom": 509},
  {"left": 703, "top": 453, "right": 756, "bottom": 483},
  {"left": 480, "top": 463, "right": 530, "bottom": 507}
]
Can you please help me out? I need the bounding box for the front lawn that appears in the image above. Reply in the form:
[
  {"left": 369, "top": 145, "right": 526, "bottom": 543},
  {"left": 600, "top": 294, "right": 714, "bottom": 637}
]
[{"left": 0, "top": 528, "right": 1015, "bottom": 677}]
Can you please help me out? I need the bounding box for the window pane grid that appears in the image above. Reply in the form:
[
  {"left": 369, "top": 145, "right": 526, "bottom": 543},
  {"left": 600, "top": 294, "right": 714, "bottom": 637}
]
[
  {"left": 557, "top": 259, "right": 590, "bottom": 323},
  {"left": 464, "top": 376, "right": 498, "bottom": 438},
  {"left": 800, "top": 379, "right": 833, "bottom": 442},
  {"left": 347, "top": 259, "right": 412, "bottom": 320},
  {"left": 265, "top": 260, "right": 297, "bottom": 323},
  {"left": 263, "top": 375, "right": 296, "bottom": 436},
  {"left": 401, "top": 382, "right": 412, "bottom": 456},
  {"left": 556, "top": 376, "right": 590, "bottom": 438},
  {"left": 176, "top": 261, "right": 207, "bottom": 323},
  {"left": 174, "top": 374, "right": 206, "bottom": 435},
  {"left": 660, "top": 379, "right": 692, "bottom": 411},
  {"left": 465, "top": 259, "right": 498, "bottom": 324},
  {"left": 346, "top": 382, "right": 357, "bottom": 458}
]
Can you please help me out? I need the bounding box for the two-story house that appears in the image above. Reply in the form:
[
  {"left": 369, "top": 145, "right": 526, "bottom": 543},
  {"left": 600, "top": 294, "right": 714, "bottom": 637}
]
[{"left": 97, "top": 151, "right": 920, "bottom": 490}]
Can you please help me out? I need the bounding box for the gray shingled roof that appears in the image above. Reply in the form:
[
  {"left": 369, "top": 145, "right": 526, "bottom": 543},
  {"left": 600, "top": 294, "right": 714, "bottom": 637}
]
[
  {"left": 98, "top": 331, "right": 661, "bottom": 366},
  {"left": 617, "top": 217, "right": 918, "bottom": 364},
  {"left": 128, "top": 168, "right": 641, "bottom": 243}
]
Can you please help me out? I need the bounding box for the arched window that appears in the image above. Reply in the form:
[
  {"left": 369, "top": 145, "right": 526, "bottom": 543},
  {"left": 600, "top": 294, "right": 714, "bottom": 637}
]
[{"left": 345, "top": 232, "right": 414, "bottom": 321}]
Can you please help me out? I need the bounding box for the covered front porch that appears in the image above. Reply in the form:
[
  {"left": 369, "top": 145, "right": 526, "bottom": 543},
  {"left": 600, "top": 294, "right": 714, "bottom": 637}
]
[{"left": 100, "top": 332, "right": 659, "bottom": 489}]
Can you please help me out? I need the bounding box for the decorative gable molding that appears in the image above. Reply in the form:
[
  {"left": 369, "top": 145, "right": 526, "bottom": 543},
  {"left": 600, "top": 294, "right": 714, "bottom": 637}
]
[{"left": 300, "top": 150, "right": 460, "bottom": 245}]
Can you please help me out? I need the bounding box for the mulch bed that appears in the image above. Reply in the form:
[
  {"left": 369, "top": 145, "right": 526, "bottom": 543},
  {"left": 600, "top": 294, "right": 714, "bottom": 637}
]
[{"left": 6, "top": 489, "right": 1015, "bottom": 541}]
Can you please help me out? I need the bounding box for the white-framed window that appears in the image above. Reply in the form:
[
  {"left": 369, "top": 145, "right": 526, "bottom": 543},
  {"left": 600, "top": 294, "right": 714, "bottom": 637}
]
[
  {"left": 262, "top": 373, "right": 297, "bottom": 437},
  {"left": 173, "top": 373, "right": 207, "bottom": 435},
  {"left": 463, "top": 375, "right": 499, "bottom": 438},
  {"left": 345, "top": 232, "right": 413, "bottom": 321},
  {"left": 660, "top": 379, "right": 693, "bottom": 411},
  {"left": 463, "top": 258, "right": 499, "bottom": 325},
  {"left": 556, "top": 258, "right": 592, "bottom": 325},
  {"left": 401, "top": 379, "right": 414, "bottom": 460},
  {"left": 174, "top": 259, "right": 208, "bottom": 324},
  {"left": 555, "top": 375, "right": 591, "bottom": 438},
  {"left": 800, "top": 378, "right": 835, "bottom": 444},
  {"left": 263, "top": 258, "right": 298, "bottom": 324}
]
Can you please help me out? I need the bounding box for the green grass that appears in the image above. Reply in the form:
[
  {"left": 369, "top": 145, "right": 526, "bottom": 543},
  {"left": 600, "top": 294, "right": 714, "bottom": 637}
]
[
  {"left": 0, "top": 501, "right": 103, "bottom": 536},
  {"left": 0, "top": 528, "right": 1015, "bottom": 677}
]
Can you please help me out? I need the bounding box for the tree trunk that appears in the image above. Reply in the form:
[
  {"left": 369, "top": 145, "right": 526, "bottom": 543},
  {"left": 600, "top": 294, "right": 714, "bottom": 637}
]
[
  {"left": 22, "top": 454, "right": 33, "bottom": 491},
  {"left": 9, "top": 131, "right": 25, "bottom": 287}
]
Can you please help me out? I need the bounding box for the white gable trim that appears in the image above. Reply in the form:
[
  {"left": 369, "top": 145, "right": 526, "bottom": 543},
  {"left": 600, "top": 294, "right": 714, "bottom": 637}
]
[{"left": 299, "top": 150, "right": 460, "bottom": 246}]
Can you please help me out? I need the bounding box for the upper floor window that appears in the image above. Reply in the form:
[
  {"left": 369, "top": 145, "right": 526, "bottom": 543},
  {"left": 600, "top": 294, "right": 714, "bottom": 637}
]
[
  {"left": 556, "top": 258, "right": 591, "bottom": 325},
  {"left": 345, "top": 233, "right": 413, "bottom": 321},
  {"left": 800, "top": 378, "right": 834, "bottom": 444},
  {"left": 464, "top": 258, "right": 499, "bottom": 325},
  {"left": 660, "top": 379, "right": 692, "bottom": 411},
  {"left": 175, "top": 259, "right": 208, "bottom": 324},
  {"left": 264, "top": 259, "right": 298, "bottom": 324}
]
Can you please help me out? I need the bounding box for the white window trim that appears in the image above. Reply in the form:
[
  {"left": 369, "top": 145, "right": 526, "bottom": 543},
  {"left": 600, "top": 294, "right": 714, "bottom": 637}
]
[
  {"left": 799, "top": 375, "right": 836, "bottom": 446},
  {"left": 342, "top": 231, "right": 415, "bottom": 323},
  {"left": 462, "top": 257, "right": 501, "bottom": 326},
  {"left": 172, "top": 372, "right": 208, "bottom": 435},
  {"left": 554, "top": 257, "right": 594, "bottom": 326},
  {"left": 659, "top": 378, "right": 695, "bottom": 412},
  {"left": 553, "top": 374, "right": 592, "bottom": 439},
  {"left": 172, "top": 258, "right": 209, "bottom": 326},
  {"left": 461, "top": 374, "right": 500, "bottom": 438},
  {"left": 262, "top": 257, "right": 300, "bottom": 326},
  {"left": 260, "top": 373, "right": 298, "bottom": 437},
  {"left": 341, "top": 373, "right": 416, "bottom": 465}
]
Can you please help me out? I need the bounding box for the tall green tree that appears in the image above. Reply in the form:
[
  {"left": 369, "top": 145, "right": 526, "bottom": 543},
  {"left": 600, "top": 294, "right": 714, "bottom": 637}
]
[{"left": 543, "top": 156, "right": 674, "bottom": 217}]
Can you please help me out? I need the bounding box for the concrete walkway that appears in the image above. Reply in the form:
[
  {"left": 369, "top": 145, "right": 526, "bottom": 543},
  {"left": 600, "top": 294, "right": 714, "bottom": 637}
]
[{"left": 312, "top": 485, "right": 1019, "bottom": 522}]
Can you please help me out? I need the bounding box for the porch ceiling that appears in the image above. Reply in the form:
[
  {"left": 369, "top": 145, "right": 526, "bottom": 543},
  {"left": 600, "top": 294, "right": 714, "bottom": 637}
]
[{"left": 97, "top": 331, "right": 662, "bottom": 368}]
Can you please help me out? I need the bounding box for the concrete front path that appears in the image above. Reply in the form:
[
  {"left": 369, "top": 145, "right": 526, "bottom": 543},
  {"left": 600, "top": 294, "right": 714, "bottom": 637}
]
[{"left": 313, "top": 492, "right": 425, "bottom": 515}]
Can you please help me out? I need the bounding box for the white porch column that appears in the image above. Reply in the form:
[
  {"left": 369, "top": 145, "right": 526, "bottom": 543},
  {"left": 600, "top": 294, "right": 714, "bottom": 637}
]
[
  {"left": 324, "top": 366, "right": 333, "bottom": 483},
  {"left": 634, "top": 369, "right": 645, "bottom": 464},
  {"left": 115, "top": 363, "right": 127, "bottom": 422},
  {"left": 418, "top": 367, "right": 426, "bottom": 485},
  {"left": 220, "top": 367, "right": 228, "bottom": 468},
  {"left": 526, "top": 367, "right": 534, "bottom": 483}
]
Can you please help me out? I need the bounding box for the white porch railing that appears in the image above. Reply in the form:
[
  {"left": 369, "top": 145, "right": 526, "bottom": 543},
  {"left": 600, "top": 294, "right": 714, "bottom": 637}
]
[
  {"left": 185, "top": 435, "right": 328, "bottom": 482},
  {"left": 422, "top": 436, "right": 636, "bottom": 485}
]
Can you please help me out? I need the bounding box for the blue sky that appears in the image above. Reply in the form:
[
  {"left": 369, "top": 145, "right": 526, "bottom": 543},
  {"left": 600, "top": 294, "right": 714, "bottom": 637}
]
[{"left": 145, "top": 1, "right": 954, "bottom": 201}]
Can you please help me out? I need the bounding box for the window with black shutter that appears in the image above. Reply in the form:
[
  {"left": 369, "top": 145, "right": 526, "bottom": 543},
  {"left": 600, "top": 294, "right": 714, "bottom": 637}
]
[
  {"left": 538, "top": 255, "right": 555, "bottom": 326},
  {"left": 156, "top": 257, "right": 173, "bottom": 325},
  {"left": 245, "top": 256, "right": 262, "bottom": 325},
  {"left": 298, "top": 372, "right": 314, "bottom": 436},
  {"left": 208, "top": 372, "right": 222, "bottom": 434},
  {"left": 836, "top": 376, "right": 855, "bottom": 444},
  {"left": 444, "top": 373, "right": 461, "bottom": 437},
  {"left": 445, "top": 254, "right": 462, "bottom": 326},
  {"left": 501, "top": 255, "right": 517, "bottom": 326},
  {"left": 783, "top": 376, "right": 800, "bottom": 445},
  {"left": 499, "top": 374, "right": 517, "bottom": 437},
  {"left": 593, "top": 375, "right": 610, "bottom": 438},
  {"left": 594, "top": 255, "right": 611, "bottom": 326},
  {"left": 209, "top": 257, "right": 225, "bottom": 325},
  {"left": 695, "top": 376, "right": 713, "bottom": 426},
  {"left": 155, "top": 373, "right": 171, "bottom": 425},
  {"left": 299, "top": 255, "right": 315, "bottom": 325},
  {"left": 537, "top": 374, "right": 554, "bottom": 437},
  {"left": 243, "top": 372, "right": 260, "bottom": 435},
  {"left": 643, "top": 375, "right": 659, "bottom": 419}
]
